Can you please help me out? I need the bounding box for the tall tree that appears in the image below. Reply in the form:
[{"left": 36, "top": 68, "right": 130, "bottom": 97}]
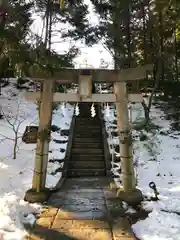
[{"left": 0, "top": 0, "right": 33, "bottom": 77}]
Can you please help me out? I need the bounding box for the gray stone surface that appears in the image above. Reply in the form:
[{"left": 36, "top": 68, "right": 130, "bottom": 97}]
[{"left": 25, "top": 177, "right": 137, "bottom": 240}]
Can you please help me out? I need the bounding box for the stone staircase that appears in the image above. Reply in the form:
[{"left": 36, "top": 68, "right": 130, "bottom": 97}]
[{"left": 67, "top": 103, "right": 107, "bottom": 177}]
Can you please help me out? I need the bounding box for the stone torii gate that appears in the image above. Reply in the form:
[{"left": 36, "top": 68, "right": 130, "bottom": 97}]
[{"left": 24, "top": 64, "right": 153, "bottom": 204}]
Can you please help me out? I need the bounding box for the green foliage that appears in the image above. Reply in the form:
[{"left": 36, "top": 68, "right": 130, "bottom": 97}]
[
  {"left": 2, "top": 0, "right": 180, "bottom": 84},
  {"left": 60, "top": 0, "right": 180, "bottom": 83},
  {"left": 0, "top": 0, "right": 78, "bottom": 78},
  {"left": 0, "top": 1, "right": 33, "bottom": 76}
]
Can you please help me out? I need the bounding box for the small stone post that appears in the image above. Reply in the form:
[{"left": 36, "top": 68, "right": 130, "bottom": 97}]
[
  {"left": 78, "top": 70, "right": 92, "bottom": 100},
  {"left": 24, "top": 80, "right": 55, "bottom": 203},
  {"left": 114, "top": 81, "right": 143, "bottom": 205}
]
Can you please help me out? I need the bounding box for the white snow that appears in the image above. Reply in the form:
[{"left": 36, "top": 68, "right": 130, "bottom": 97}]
[
  {"left": 1, "top": 79, "right": 180, "bottom": 240},
  {"left": 133, "top": 211, "right": 180, "bottom": 240},
  {"left": 0, "top": 79, "right": 74, "bottom": 239},
  {"left": 103, "top": 100, "right": 180, "bottom": 240}
]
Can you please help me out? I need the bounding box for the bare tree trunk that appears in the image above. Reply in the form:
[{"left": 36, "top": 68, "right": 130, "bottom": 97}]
[
  {"left": 174, "top": 29, "right": 178, "bottom": 81},
  {"left": 147, "top": 2, "right": 156, "bottom": 82},
  {"left": 113, "top": 1, "right": 121, "bottom": 69},
  {"left": 44, "top": 0, "right": 50, "bottom": 48},
  {"left": 134, "top": 2, "right": 161, "bottom": 130},
  {"left": 159, "top": 11, "right": 164, "bottom": 82},
  {"left": 48, "top": 1, "right": 53, "bottom": 52},
  {"left": 13, "top": 132, "right": 18, "bottom": 159},
  {"left": 142, "top": 1, "right": 147, "bottom": 63},
  {"left": 126, "top": 3, "right": 131, "bottom": 68},
  {"left": 141, "top": 10, "right": 164, "bottom": 121},
  {"left": 134, "top": 59, "right": 161, "bottom": 130}
]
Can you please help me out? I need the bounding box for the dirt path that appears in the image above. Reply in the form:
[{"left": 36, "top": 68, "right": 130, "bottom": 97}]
[{"left": 26, "top": 177, "right": 137, "bottom": 240}]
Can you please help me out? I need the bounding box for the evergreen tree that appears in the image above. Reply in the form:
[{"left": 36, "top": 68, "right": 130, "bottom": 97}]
[
  {"left": 60, "top": 0, "right": 180, "bottom": 82},
  {"left": 0, "top": 0, "right": 79, "bottom": 78}
]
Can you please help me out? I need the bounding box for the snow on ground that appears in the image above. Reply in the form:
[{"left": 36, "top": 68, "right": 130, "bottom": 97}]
[
  {"left": 0, "top": 79, "right": 74, "bottom": 240},
  {"left": 47, "top": 102, "right": 74, "bottom": 188},
  {"left": 1, "top": 79, "right": 180, "bottom": 240},
  {"left": 103, "top": 100, "right": 180, "bottom": 240}
]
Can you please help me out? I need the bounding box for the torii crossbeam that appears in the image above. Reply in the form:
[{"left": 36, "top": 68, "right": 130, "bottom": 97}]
[{"left": 29, "top": 64, "right": 153, "bottom": 83}]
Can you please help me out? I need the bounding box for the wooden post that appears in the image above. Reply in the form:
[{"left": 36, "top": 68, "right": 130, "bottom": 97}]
[
  {"left": 114, "top": 81, "right": 135, "bottom": 191},
  {"left": 32, "top": 80, "right": 54, "bottom": 191}
]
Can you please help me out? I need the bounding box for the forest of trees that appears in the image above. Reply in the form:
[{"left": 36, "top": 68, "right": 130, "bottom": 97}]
[
  {"left": 0, "top": 0, "right": 78, "bottom": 78},
  {"left": 0, "top": 0, "right": 180, "bottom": 89}
]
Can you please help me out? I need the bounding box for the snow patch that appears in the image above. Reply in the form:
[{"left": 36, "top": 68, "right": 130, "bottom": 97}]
[
  {"left": 0, "top": 79, "right": 74, "bottom": 239},
  {"left": 103, "top": 100, "right": 180, "bottom": 240}
]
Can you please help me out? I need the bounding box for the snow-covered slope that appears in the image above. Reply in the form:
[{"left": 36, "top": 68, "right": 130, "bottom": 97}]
[
  {"left": 103, "top": 101, "right": 180, "bottom": 240},
  {"left": 0, "top": 79, "right": 74, "bottom": 240}
]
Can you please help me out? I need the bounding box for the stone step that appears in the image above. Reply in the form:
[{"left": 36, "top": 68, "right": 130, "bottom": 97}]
[
  {"left": 74, "top": 128, "right": 101, "bottom": 132},
  {"left": 74, "top": 128, "right": 101, "bottom": 133},
  {"left": 75, "top": 119, "right": 100, "bottom": 122},
  {"left": 74, "top": 126, "right": 101, "bottom": 130},
  {"left": 75, "top": 118, "right": 100, "bottom": 121},
  {"left": 71, "top": 152, "right": 104, "bottom": 157},
  {"left": 68, "top": 161, "right": 105, "bottom": 169},
  {"left": 75, "top": 123, "right": 100, "bottom": 127},
  {"left": 71, "top": 148, "right": 104, "bottom": 154},
  {"left": 74, "top": 137, "right": 102, "bottom": 143},
  {"left": 67, "top": 168, "right": 106, "bottom": 177},
  {"left": 74, "top": 134, "right": 101, "bottom": 138},
  {"left": 72, "top": 143, "right": 103, "bottom": 148},
  {"left": 76, "top": 121, "right": 101, "bottom": 126},
  {"left": 70, "top": 153, "right": 104, "bottom": 162}
]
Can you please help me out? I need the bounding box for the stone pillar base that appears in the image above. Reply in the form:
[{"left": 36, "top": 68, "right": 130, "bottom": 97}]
[
  {"left": 24, "top": 188, "right": 51, "bottom": 203},
  {"left": 117, "top": 188, "right": 143, "bottom": 206}
]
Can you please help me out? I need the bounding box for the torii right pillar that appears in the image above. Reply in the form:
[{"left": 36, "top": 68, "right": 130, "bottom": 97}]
[{"left": 114, "top": 80, "right": 143, "bottom": 206}]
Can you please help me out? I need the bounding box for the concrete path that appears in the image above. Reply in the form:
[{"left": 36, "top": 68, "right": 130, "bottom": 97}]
[{"left": 26, "top": 177, "right": 137, "bottom": 240}]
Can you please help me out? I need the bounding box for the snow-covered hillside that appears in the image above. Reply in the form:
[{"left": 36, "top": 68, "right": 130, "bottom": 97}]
[
  {"left": 103, "top": 101, "right": 180, "bottom": 240},
  {"left": 0, "top": 79, "right": 74, "bottom": 240},
  {"left": 1, "top": 78, "right": 180, "bottom": 240}
]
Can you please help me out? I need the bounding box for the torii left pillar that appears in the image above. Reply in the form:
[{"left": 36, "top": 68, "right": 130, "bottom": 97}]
[{"left": 24, "top": 80, "right": 55, "bottom": 203}]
